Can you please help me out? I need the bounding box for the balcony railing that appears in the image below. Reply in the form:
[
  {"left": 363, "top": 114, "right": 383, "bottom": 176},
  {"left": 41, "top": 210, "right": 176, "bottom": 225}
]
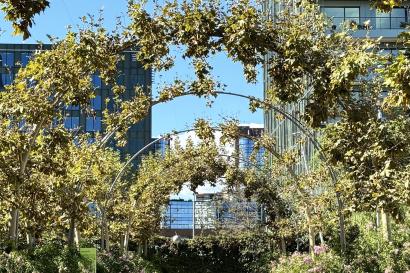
[{"left": 330, "top": 17, "right": 409, "bottom": 30}]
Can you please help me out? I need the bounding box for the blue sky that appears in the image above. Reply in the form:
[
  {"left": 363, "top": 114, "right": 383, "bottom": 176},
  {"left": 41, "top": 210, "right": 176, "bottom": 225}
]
[{"left": 0, "top": 0, "right": 263, "bottom": 136}]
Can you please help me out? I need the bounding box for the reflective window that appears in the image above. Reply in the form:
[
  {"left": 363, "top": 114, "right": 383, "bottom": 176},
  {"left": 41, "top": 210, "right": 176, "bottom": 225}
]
[
  {"left": 65, "top": 104, "right": 80, "bottom": 110},
  {"left": 92, "top": 74, "right": 101, "bottom": 88},
  {"left": 239, "top": 137, "right": 265, "bottom": 168},
  {"left": 20, "top": 52, "right": 31, "bottom": 67},
  {"left": 0, "top": 52, "right": 14, "bottom": 67},
  {"left": 321, "top": 7, "right": 360, "bottom": 28},
  {"left": 377, "top": 8, "right": 407, "bottom": 29},
  {"left": 161, "top": 200, "right": 194, "bottom": 229},
  {"left": 1, "top": 73, "right": 13, "bottom": 88},
  {"left": 86, "top": 116, "right": 101, "bottom": 132},
  {"left": 64, "top": 116, "right": 80, "bottom": 129},
  {"left": 91, "top": 95, "right": 102, "bottom": 110}
]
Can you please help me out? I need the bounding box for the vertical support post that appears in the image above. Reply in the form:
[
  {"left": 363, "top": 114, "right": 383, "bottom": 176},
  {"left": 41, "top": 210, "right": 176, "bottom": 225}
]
[{"left": 192, "top": 193, "right": 196, "bottom": 238}]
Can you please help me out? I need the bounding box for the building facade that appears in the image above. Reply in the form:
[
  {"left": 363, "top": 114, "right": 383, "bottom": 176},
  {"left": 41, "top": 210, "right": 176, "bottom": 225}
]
[
  {"left": 152, "top": 137, "right": 171, "bottom": 157},
  {"left": 263, "top": 1, "right": 406, "bottom": 173},
  {"left": 237, "top": 124, "right": 265, "bottom": 168},
  {"left": 0, "top": 43, "right": 152, "bottom": 159},
  {"left": 160, "top": 193, "right": 265, "bottom": 238}
]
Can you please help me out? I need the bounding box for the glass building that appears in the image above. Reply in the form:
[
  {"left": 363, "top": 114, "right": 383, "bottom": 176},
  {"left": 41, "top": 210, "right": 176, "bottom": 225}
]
[
  {"left": 0, "top": 43, "right": 152, "bottom": 160},
  {"left": 161, "top": 199, "right": 194, "bottom": 230},
  {"left": 160, "top": 193, "right": 265, "bottom": 238},
  {"left": 152, "top": 137, "right": 171, "bottom": 157},
  {"left": 237, "top": 125, "right": 265, "bottom": 168},
  {"left": 263, "top": 0, "right": 405, "bottom": 173}
]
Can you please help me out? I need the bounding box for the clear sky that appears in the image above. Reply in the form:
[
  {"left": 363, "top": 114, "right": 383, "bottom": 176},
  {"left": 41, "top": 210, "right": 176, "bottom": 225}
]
[{"left": 0, "top": 0, "right": 264, "bottom": 136}]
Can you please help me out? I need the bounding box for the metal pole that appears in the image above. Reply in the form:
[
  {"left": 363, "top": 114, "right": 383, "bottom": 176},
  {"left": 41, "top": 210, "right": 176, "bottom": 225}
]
[{"left": 192, "top": 193, "right": 196, "bottom": 238}]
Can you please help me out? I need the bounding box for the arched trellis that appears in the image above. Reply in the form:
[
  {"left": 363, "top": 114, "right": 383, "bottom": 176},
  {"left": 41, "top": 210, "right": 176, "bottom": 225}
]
[
  {"left": 104, "top": 124, "right": 346, "bottom": 253},
  {"left": 93, "top": 87, "right": 345, "bottom": 252}
]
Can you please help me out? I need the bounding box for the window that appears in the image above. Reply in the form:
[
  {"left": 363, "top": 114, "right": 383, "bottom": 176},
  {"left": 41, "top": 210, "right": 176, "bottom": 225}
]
[
  {"left": 20, "top": 52, "right": 31, "bottom": 67},
  {"left": 86, "top": 116, "right": 101, "bottom": 132},
  {"left": 376, "top": 8, "right": 407, "bottom": 29},
  {"left": 321, "top": 7, "right": 360, "bottom": 28},
  {"left": 64, "top": 116, "right": 80, "bottom": 130},
  {"left": 65, "top": 104, "right": 80, "bottom": 110},
  {"left": 92, "top": 74, "right": 101, "bottom": 88},
  {"left": 91, "top": 95, "right": 102, "bottom": 110},
  {"left": 0, "top": 73, "right": 13, "bottom": 88},
  {"left": 0, "top": 52, "right": 14, "bottom": 67},
  {"left": 379, "top": 48, "right": 404, "bottom": 56}
]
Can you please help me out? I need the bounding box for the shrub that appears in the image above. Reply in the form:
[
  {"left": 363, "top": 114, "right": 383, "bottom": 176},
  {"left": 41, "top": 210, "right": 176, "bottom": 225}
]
[
  {"left": 0, "top": 242, "right": 91, "bottom": 273},
  {"left": 271, "top": 246, "right": 346, "bottom": 273},
  {"left": 147, "top": 231, "right": 276, "bottom": 273},
  {"left": 97, "top": 251, "right": 159, "bottom": 273},
  {"left": 0, "top": 251, "right": 36, "bottom": 273}
]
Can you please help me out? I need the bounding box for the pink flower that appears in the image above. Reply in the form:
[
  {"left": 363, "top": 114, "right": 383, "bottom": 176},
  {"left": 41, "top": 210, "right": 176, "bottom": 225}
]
[
  {"left": 308, "top": 266, "right": 323, "bottom": 273},
  {"left": 303, "top": 256, "right": 313, "bottom": 264},
  {"left": 384, "top": 267, "right": 393, "bottom": 273},
  {"left": 313, "top": 245, "right": 328, "bottom": 255},
  {"left": 291, "top": 251, "right": 301, "bottom": 257}
]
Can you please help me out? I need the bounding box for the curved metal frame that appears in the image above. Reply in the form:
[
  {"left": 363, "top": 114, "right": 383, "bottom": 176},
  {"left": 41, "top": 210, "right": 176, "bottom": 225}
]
[{"left": 101, "top": 90, "right": 346, "bottom": 252}]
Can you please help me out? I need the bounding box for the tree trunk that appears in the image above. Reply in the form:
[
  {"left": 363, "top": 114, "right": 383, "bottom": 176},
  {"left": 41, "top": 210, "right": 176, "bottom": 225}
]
[
  {"left": 376, "top": 209, "right": 381, "bottom": 230},
  {"left": 335, "top": 194, "right": 346, "bottom": 254},
  {"left": 26, "top": 230, "right": 35, "bottom": 248},
  {"left": 319, "top": 231, "right": 325, "bottom": 245},
  {"left": 75, "top": 226, "right": 80, "bottom": 249},
  {"left": 123, "top": 215, "right": 131, "bottom": 256},
  {"left": 100, "top": 209, "right": 106, "bottom": 250},
  {"left": 9, "top": 208, "right": 19, "bottom": 249},
  {"left": 306, "top": 205, "right": 315, "bottom": 257},
  {"left": 280, "top": 236, "right": 286, "bottom": 254},
  {"left": 381, "top": 209, "right": 392, "bottom": 242},
  {"left": 68, "top": 217, "right": 76, "bottom": 248},
  {"left": 104, "top": 226, "right": 109, "bottom": 252}
]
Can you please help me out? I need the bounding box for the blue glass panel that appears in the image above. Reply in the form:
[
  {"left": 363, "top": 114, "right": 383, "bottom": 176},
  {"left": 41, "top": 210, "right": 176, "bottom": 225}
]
[
  {"left": 92, "top": 74, "right": 101, "bottom": 88},
  {"left": 86, "top": 116, "right": 101, "bottom": 132},
  {"left": 66, "top": 104, "right": 80, "bottom": 110},
  {"left": 20, "top": 52, "right": 31, "bottom": 67},
  {"left": 0, "top": 52, "right": 14, "bottom": 67},
  {"left": 64, "top": 116, "right": 80, "bottom": 129},
  {"left": 1, "top": 73, "right": 13, "bottom": 87},
  {"left": 91, "top": 95, "right": 102, "bottom": 110}
]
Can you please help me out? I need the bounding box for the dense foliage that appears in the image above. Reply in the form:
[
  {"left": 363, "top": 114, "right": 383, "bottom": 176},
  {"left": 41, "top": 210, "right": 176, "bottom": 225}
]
[
  {"left": 0, "top": 242, "right": 91, "bottom": 273},
  {"left": 147, "top": 232, "right": 276, "bottom": 273},
  {"left": 0, "top": 0, "right": 410, "bottom": 272}
]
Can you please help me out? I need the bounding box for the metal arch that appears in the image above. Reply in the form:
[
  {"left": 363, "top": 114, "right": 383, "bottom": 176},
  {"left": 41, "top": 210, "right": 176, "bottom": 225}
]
[{"left": 101, "top": 89, "right": 346, "bottom": 251}]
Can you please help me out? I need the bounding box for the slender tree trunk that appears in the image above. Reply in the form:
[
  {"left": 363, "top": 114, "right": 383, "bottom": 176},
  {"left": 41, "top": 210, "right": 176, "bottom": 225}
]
[
  {"left": 381, "top": 209, "right": 392, "bottom": 242},
  {"left": 138, "top": 243, "right": 142, "bottom": 256},
  {"left": 68, "top": 217, "right": 76, "bottom": 248},
  {"left": 306, "top": 205, "right": 315, "bottom": 257},
  {"left": 280, "top": 236, "right": 286, "bottom": 254},
  {"left": 9, "top": 209, "right": 19, "bottom": 249},
  {"left": 376, "top": 209, "right": 381, "bottom": 230},
  {"left": 123, "top": 231, "right": 130, "bottom": 256},
  {"left": 144, "top": 240, "right": 148, "bottom": 257},
  {"left": 123, "top": 214, "right": 131, "bottom": 256},
  {"left": 100, "top": 209, "right": 108, "bottom": 250},
  {"left": 335, "top": 192, "right": 346, "bottom": 254},
  {"left": 104, "top": 225, "right": 109, "bottom": 252},
  {"left": 319, "top": 231, "right": 324, "bottom": 245},
  {"left": 75, "top": 227, "right": 80, "bottom": 249}
]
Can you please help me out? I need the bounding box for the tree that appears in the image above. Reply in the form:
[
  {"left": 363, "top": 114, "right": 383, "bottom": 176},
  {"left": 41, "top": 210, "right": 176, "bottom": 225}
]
[
  {"left": 0, "top": 26, "right": 124, "bottom": 248},
  {"left": 0, "top": 0, "right": 50, "bottom": 39}
]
